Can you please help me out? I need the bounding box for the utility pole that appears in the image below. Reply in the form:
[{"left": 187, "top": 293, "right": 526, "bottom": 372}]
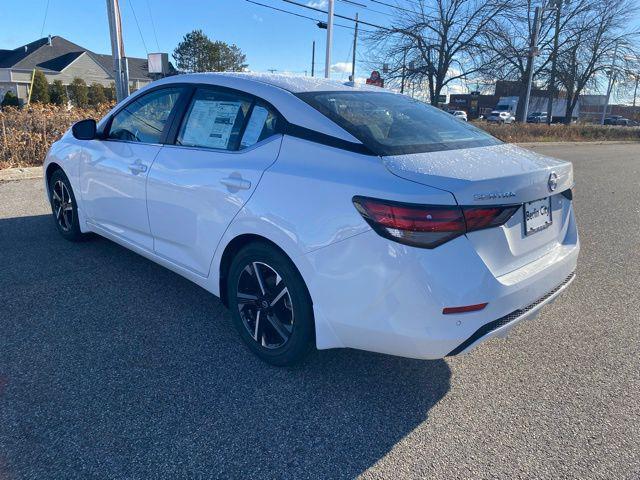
[
  {"left": 633, "top": 74, "right": 639, "bottom": 107},
  {"left": 325, "top": 0, "right": 335, "bottom": 78},
  {"left": 601, "top": 41, "right": 620, "bottom": 125},
  {"left": 106, "top": 0, "right": 129, "bottom": 102},
  {"left": 350, "top": 12, "right": 358, "bottom": 82},
  {"left": 522, "top": 6, "right": 541, "bottom": 122},
  {"left": 311, "top": 41, "right": 315, "bottom": 77},
  {"left": 546, "top": 0, "right": 562, "bottom": 124}
]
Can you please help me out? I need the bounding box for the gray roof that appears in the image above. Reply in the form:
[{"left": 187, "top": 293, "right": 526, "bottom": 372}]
[{"left": 0, "top": 36, "right": 156, "bottom": 80}]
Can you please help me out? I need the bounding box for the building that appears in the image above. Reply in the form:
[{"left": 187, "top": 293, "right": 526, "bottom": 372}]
[{"left": 0, "top": 36, "right": 157, "bottom": 104}]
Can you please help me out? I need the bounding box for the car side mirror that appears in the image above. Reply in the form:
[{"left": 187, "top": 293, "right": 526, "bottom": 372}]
[{"left": 72, "top": 119, "right": 97, "bottom": 140}]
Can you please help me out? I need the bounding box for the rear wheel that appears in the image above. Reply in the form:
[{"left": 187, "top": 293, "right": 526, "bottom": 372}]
[
  {"left": 48, "top": 169, "right": 87, "bottom": 242},
  {"left": 226, "top": 242, "right": 315, "bottom": 366}
]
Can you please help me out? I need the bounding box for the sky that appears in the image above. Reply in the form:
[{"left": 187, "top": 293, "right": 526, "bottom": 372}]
[{"left": 0, "top": 0, "right": 399, "bottom": 84}]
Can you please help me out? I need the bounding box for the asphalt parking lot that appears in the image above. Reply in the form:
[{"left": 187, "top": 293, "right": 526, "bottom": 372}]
[{"left": 0, "top": 143, "right": 638, "bottom": 479}]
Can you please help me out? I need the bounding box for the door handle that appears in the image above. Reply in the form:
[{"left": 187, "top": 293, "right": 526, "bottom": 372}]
[
  {"left": 220, "top": 177, "right": 251, "bottom": 190},
  {"left": 128, "top": 161, "right": 148, "bottom": 175}
]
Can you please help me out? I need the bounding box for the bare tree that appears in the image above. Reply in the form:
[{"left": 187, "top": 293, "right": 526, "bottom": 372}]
[
  {"left": 555, "top": 0, "right": 639, "bottom": 123},
  {"left": 367, "top": 0, "right": 513, "bottom": 105}
]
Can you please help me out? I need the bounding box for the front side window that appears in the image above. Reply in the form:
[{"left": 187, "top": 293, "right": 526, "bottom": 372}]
[
  {"left": 298, "top": 91, "right": 500, "bottom": 156},
  {"left": 177, "top": 89, "right": 252, "bottom": 150},
  {"left": 108, "top": 88, "right": 183, "bottom": 143}
]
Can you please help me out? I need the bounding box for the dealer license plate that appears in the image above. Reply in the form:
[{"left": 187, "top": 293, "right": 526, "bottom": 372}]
[{"left": 524, "top": 197, "right": 552, "bottom": 235}]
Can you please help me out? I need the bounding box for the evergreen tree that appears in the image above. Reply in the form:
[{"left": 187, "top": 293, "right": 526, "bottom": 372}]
[
  {"left": 173, "top": 30, "right": 247, "bottom": 72},
  {"left": 88, "top": 83, "right": 107, "bottom": 106},
  {"left": 68, "top": 78, "right": 89, "bottom": 108},
  {"left": 49, "top": 80, "right": 68, "bottom": 106},
  {"left": 1, "top": 90, "right": 20, "bottom": 108},
  {"left": 30, "top": 69, "right": 50, "bottom": 104}
]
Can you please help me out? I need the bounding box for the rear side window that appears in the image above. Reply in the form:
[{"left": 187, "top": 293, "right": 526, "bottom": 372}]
[
  {"left": 297, "top": 91, "right": 500, "bottom": 156},
  {"left": 177, "top": 88, "right": 252, "bottom": 150},
  {"left": 108, "top": 88, "right": 183, "bottom": 143},
  {"left": 240, "top": 104, "right": 279, "bottom": 149}
]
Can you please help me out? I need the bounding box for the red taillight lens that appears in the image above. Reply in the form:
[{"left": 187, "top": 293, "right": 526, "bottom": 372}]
[
  {"left": 353, "top": 196, "right": 518, "bottom": 248},
  {"left": 462, "top": 205, "right": 520, "bottom": 232},
  {"left": 353, "top": 196, "right": 466, "bottom": 248}
]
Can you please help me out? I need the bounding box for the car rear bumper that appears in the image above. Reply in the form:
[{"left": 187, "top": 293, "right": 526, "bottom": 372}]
[{"left": 305, "top": 213, "right": 579, "bottom": 359}]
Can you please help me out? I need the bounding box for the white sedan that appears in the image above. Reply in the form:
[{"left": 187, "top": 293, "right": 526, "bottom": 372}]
[{"left": 43, "top": 73, "right": 579, "bottom": 365}]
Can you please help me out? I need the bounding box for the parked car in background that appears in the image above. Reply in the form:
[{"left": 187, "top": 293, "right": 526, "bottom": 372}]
[
  {"left": 43, "top": 73, "right": 578, "bottom": 366},
  {"left": 486, "top": 110, "right": 515, "bottom": 124},
  {"left": 603, "top": 115, "right": 633, "bottom": 126},
  {"left": 452, "top": 110, "right": 468, "bottom": 121},
  {"left": 527, "top": 112, "right": 549, "bottom": 123}
]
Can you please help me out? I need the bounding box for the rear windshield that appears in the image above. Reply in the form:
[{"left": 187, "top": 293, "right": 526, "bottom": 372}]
[{"left": 297, "top": 91, "right": 499, "bottom": 156}]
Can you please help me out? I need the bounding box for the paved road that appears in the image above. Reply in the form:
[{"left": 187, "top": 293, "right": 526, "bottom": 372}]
[{"left": 0, "top": 143, "right": 638, "bottom": 480}]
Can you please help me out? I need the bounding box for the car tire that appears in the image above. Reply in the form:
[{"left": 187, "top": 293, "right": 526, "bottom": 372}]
[
  {"left": 226, "top": 242, "right": 315, "bottom": 366},
  {"left": 48, "top": 169, "right": 89, "bottom": 242}
]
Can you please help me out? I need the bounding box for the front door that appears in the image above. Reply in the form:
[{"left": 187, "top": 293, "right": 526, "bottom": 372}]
[
  {"left": 80, "top": 87, "right": 186, "bottom": 250},
  {"left": 146, "top": 87, "right": 282, "bottom": 276}
]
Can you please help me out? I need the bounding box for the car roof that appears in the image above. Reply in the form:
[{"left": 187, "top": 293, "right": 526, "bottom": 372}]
[
  {"left": 170, "top": 72, "right": 384, "bottom": 94},
  {"left": 103, "top": 72, "right": 388, "bottom": 145}
]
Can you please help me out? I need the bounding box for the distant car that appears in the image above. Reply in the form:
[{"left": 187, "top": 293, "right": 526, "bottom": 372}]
[
  {"left": 452, "top": 110, "right": 468, "bottom": 121},
  {"left": 487, "top": 111, "right": 515, "bottom": 124},
  {"left": 603, "top": 115, "right": 632, "bottom": 126},
  {"left": 527, "top": 112, "right": 549, "bottom": 123}
]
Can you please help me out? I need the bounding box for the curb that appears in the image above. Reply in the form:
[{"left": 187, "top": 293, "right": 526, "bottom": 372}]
[{"left": 0, "top": 167, "right": 43, "bottom": 182}]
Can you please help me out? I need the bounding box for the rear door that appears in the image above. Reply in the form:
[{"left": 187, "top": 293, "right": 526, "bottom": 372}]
[
  {"left": 146, "top": 86, "right": 282, "bottom": 276},
  {"left": 80, "top": 86, "right": 186, "bottom": 250}
]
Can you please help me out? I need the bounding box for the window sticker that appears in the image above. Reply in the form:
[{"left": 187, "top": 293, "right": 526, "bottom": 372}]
[
  {"left": 182, "top": 100, "right": 242, "bottom": 149},
  {"left": 241, "top": 106, "right": 270, "bottom": 148}
]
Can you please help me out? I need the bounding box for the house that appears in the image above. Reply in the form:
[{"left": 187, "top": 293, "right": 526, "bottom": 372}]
[{"left": 0, "top": 35, "right": 157, "bottom": 104}]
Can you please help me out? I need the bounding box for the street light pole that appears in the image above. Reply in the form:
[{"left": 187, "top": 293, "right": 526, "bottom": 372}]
[
  {"left": 106, "top": 0, "right": 129, "bottom": 102},
  {"left": 325, "top": 0, "right": 335, "bottom": 78},
  {"left": 522, "top": 6, "right": 542, "bottom": 122},
  {"left": 546, "top": 0, "right": 562, "bottom": 124},
  {"left": 311, "top": 40, "right": 315, "bottom": 77},
  {"left": 601, "top": 41, "right": 620, "bottom": 125}
]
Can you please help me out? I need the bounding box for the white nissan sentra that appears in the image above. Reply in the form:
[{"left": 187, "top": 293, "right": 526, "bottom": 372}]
[{"left": 43, "top": 73, "right": 579, "bottom": 365}]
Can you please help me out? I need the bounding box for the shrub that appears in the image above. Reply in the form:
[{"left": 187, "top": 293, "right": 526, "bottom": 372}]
[
  {"left": 88, "top": 83, "right": 107, "bottom": 106},
  {"left": 1, "top": 91, "right": 20, "bottom": 108},
  {"left": 49, "top": 80, "right": 68, "bottom": 106},
  {"left": 30, "top": 69, "right": 50, "bottom": 104},
  {"left": 0, "top": 103, "right": 113, "bottom": 169},
  {"left": 68, "top": 78, "right": 89, "bottom": 108}
]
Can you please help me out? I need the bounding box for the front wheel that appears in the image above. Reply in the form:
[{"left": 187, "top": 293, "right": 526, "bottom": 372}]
[
  {"left": 226, "top": 242, "right": 315, "bottom": 366},
  {"left": 48, "top": 169, "right": 88, "bottom": 242}
]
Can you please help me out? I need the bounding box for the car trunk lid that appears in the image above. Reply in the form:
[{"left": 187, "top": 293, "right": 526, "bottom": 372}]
[{"left": 382, "top": 143, "right": 575, "bottom": 276}]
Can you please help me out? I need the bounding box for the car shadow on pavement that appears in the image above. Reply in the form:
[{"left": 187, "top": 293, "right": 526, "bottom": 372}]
[{"left": 0, "top": 214, "right": 451, "bottom": 480}]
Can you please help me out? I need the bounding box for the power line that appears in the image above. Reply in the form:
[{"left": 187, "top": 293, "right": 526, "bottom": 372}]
[
  {"left": 246, "top": 0, "right": 373, "bottom": 32},
  {"left": 280, "top": 0, "right": 390, "bottom": 30},
  {"left": 338, "top": 0, "right": 391, "bottom": 17},
  {"left": 368, "top": 0, "right": 415, "bottom": 14},
  {"left": 40, "top": 0, "right": 50, "bottom": 37},
  {"left": 145, "top": 0, "right": 161, "bottom": 51},
  {"left": 126, "top": 0, "right": 149, "bottom": 55}
]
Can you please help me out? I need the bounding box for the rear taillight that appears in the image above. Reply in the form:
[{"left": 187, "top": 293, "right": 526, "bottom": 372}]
[{"left": 353, "top": 196, "right": 519, "bottom": 249}]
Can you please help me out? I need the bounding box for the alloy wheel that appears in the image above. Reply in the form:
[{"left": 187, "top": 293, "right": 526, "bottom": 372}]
[
  {"left": 52, "top": 180, "right": 73, "bottom": 232},
  {"left": 236, "top": 261, "right": 294, "bottom": 349}
]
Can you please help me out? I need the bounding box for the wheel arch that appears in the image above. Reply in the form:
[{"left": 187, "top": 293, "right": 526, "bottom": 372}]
[
  {"left": 218, "top": 233, "right": 309, "bottom": 308},
  {"left": 45, "top": 162, "right": 63, "bottom": 193}
]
